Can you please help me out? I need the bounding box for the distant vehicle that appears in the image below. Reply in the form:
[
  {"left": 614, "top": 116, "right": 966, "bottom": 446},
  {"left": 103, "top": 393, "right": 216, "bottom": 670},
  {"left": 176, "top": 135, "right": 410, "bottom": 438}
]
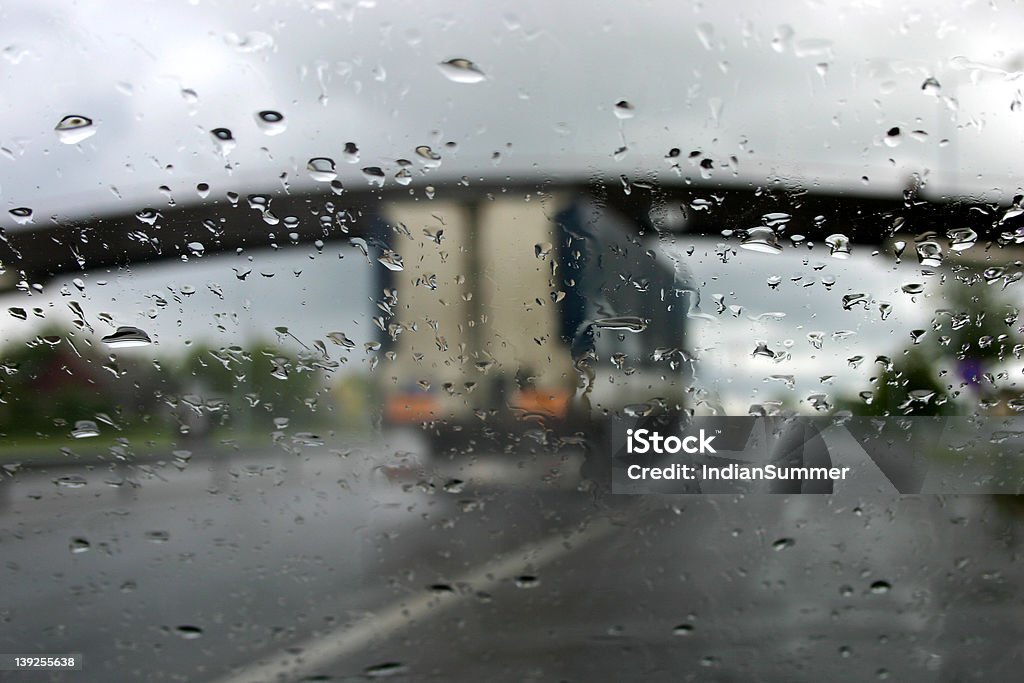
[{"left": 374, "top": 192, "right": 694, "bottom": 456}]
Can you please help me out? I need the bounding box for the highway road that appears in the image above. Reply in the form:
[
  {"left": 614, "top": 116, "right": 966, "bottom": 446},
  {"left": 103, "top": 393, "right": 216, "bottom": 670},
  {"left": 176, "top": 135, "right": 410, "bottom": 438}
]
[{"left": 1, "top": 431, "right": 1023, "bottom": 682}]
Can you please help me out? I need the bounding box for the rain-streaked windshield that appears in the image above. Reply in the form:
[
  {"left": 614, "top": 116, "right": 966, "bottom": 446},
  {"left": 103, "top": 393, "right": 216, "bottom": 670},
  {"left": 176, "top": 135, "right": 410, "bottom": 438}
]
[{"left": 2, "top": 2, "right": 1024, "bottom": 681}]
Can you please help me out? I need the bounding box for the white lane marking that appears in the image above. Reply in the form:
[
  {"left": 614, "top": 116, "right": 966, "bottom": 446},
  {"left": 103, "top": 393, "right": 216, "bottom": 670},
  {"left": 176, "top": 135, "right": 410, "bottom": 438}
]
[{"left": 209, "top": 513, "right": 628, "bottom": 683}]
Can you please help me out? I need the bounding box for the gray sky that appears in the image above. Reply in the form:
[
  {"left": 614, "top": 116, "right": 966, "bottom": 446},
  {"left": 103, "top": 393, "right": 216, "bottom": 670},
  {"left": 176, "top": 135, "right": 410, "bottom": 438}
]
[{"left": 1, "top": 0, "right": 1023, "bottom": 225}]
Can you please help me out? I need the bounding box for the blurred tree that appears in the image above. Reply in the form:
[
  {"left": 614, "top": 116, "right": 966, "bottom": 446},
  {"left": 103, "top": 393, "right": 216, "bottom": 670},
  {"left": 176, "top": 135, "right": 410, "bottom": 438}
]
[{"left": 844, "top": 273, "right": 1021, "bottom": 417}]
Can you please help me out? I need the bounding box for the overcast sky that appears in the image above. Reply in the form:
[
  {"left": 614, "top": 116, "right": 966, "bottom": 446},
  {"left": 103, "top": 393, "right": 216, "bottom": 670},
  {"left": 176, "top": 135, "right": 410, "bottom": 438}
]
[{"left": 1, "top": 0, "right": 1023, "bottom": 224}]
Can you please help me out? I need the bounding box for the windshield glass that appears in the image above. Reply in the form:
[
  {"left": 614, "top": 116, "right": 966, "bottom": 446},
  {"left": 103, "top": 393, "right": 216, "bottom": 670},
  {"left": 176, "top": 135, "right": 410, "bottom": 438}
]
[{"left": 2, "top": 2, "right": 1024, "bottom": 681}]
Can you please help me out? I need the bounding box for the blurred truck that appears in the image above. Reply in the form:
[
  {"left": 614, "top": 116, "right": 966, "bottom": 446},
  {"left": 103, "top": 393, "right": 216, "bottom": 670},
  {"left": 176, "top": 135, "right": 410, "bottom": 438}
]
[{"left": 373, "top": 191, "right": 693, "bottom": 456}]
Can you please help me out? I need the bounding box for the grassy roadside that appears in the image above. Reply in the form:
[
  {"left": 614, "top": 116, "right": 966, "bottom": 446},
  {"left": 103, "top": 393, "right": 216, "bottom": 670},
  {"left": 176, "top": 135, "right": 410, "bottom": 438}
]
[
  {"left": 0, "top": 428, "right": 261, "bottom": 468},
  {"left": 0, "top": 422, "right": 374, "bottom": 468}
]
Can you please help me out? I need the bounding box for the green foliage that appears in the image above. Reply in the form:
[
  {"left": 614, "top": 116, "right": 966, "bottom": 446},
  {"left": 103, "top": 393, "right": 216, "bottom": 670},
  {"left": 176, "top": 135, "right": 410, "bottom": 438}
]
[
  {"left": 173, "top": 341, "right": 325, "bottom": 430},
  {"left": 0, "top": 328, "right": 128, "bottom": 436},
  {"left": 0, "top": 328, "right": 329, "bottom": 439},
  {"left": 841, "top": 275, "right": 1021, "bottom": 417}
]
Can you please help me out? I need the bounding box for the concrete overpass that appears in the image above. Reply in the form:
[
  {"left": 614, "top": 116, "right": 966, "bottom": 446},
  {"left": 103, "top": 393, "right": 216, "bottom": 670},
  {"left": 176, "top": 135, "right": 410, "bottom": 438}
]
[{"left": 2, "top": 177, "right": 1020, "bottom": 290}]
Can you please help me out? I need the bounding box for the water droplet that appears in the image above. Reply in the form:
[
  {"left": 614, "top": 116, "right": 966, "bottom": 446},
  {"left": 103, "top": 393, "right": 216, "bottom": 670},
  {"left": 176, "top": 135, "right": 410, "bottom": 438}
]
[
  {"left": 807, "top": 332, "right": 824, "bottom": 349},
  {"left": 364, "top": 662, "right": 408, "bottom": 678},
  {"left": 210, "top": 127, "right": 235, "bottom": 155},
  {"left": 362, "top": 166, "right": 386, "bottom": 188},
  {"left": 673, "top": 623, "right": 694, "bottom": 636},
  {"left": 442, "top": 479, "right": 465, "bottom": 494},
  {"left": 947, "top": 228, "right": 977, "bottom": 251},
  {"left": 883, "top": 126, "right": 901, "bottom": 147},
  {"left": 437, "top": 58, "right": 486, "bottom": 83},
  {"left": 8, "top": 207, "right": 33, "bottom": 224},
  {"left": 69, "top": 538, "right": 91, "bottom": 554},
  {"left": 54, "top": 475, "right": 87, "bottom": 488},
  {"left": 751, "top": 341, "right": 777, "bottom": 359},
  {"left": 901, "top": 283, "right": 925, "bottom": 294},
  {"left": 8, "top": 307, "right": 27, "bottom": 320},
  {"left": 921, "top": 77, "right": 941, "bottom": 96},
  {"left": 772, "top": 537, "right": 795, "bottom": 551},
  {"left": 415, "top": 145, "right": 442, "bottom": 168},
  {"left": 175, "top": 625, "right": 203, "bottom": 640},
  {"left": 534, "top": 242, "right": 552, "bottom": 259},
  {"left": 842, "top": 293, "right": 868, "bottom": 310},
  {"left": 307, "top": 157, "right": 337, "bottom": 182},
  {"left": 196, "top": 183, "right": 210, "bottom": 198},
  {"left": 870, "top": 580, "right": 891, "bottom": 594},
  {"left": 101, "top": 326, "right": 152, "bottom": 348},
  {"left": 623, "top": 403, "right": 656, "bottom": 418},
  {"left": 613, "top": 100, "right": 635, "bottom": 119},
  {"left": 740, "top": 227, "right": 782, "bottom": 254},
  {"left": 916, "top": 241, "right": 943, "bottom": 267},
  {"left": 377, "top": 249, "right": 404, "bottom": 271},
  {"left": 135, "top": 208, "right": 160, "bottom": 225},
  {"left": 145, "top": 530, "right": 170, "bottom": 543},
  {"left": 592, "top": 317, "right": 648, "bottom": 333},
  {"left": 514, "top": 575, "right": 539, "bottom": 588},
  {"left": 342, "top": 142, "right": 360, "bottom": 164},
  {"left": 55, "top": 115, "right": 96, "bottom": 144},
  {"left": 825, "top": 233, "right": 851, "bottom": 259},
  {"left": 327, "top": 331, "right": 355, "bottom": 348},
  {"left": 394, "top": 168, "right": 412, "bottom": 185},
  {"left": 762, "top": 212, "right": 791, "bottom": 228},
  {"left": 254, "top": 110, "right": 286, "bottom": 135},
  {"left": 71, "top": 420, "right": 100, "bottom": 438}
]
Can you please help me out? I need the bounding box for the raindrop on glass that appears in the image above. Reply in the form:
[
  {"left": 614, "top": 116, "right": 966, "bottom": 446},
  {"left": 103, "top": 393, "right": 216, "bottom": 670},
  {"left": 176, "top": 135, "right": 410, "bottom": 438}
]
[
  {"left": 916, "top": 241, "right": 943, "bottom": 267},
  {"left": 135, "top": 208, "right": 160, "bottom": 225},
  {"left": 592, "top": 317, "right": 648, "bottom": 333},
  {"left": 947, "top": 228, "right": 977, "bottom": 252},
  {"left": 71, "top": 420, "right": 100, "bottom": 439},
  {"left": 825, "top": 234, "right": 851, "bottom": 259},
  {"left": 343, "top": 142, "right": 360, "bottom": 164},
  {"left": 8, "top": 207, "right": 33, "bottom": 224},
  {"left": 210, "top": 127, "right": 236, "bottom": 155},
  {"left": 921, "top": 77, "right": 941, "bottom": 96},
  {"left": 101, "top": 326, "right": 152, "bottom": 348},
  {"left": 740, "top": 227, "right": 782, "bottom": 254},
  {"left": 772, "top": 537, "right": 795, "bottom": 551},
  {"left": 175, "top": 625, "right": 203, "bottom": 640},
  {"left": 254, "top": 110, "right": 286, "bottom": 135},
  {"left": 307, "top": 157, "right": 337, "bottom": 182},
  {"left": 55, "top": 115, "right": 96, "bottom": 144},
  {"left": 437, "top": 58, "right": 486, "bottom": 83},
  {"left": 377, "top": 249, "right": 404, "bottom": 271},
  {"left": 362, "top": 166, "right": 386, "bottom": 188},
  {"left": 613, "top": 100, "right": 636, "bottom": 119},
  {"left": 514, "top": 575, "right": 539, "bottom": 588}
]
